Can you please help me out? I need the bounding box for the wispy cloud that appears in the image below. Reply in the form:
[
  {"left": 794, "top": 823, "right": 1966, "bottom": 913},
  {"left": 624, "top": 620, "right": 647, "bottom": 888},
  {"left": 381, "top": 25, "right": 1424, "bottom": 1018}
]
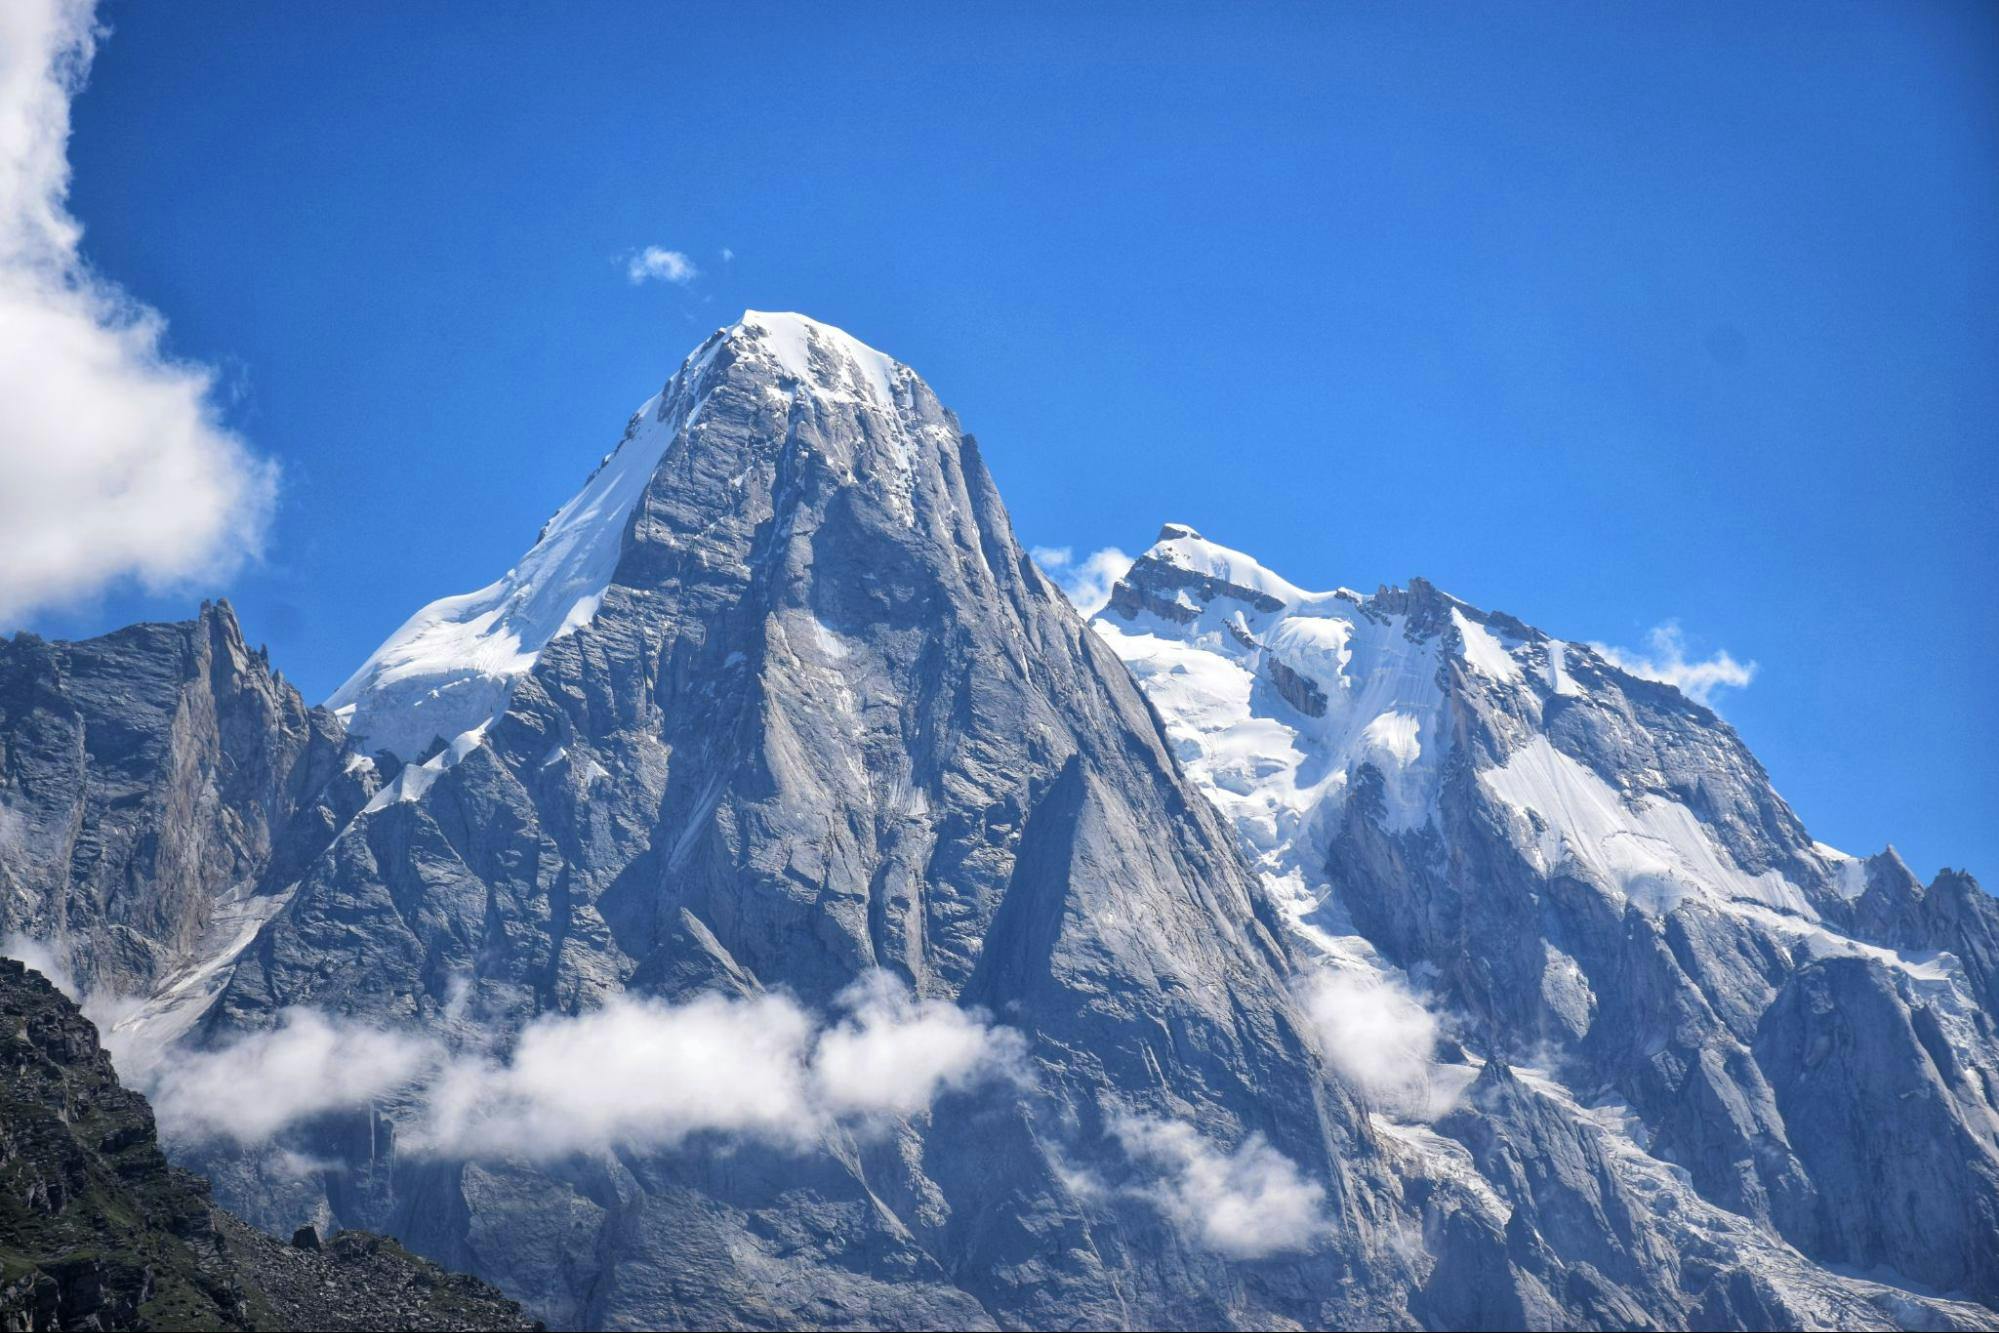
[
  {"left": 1302, "top": 967, "right": 1455, "bottom": 1121},
  {"left": 1105, "top": 1112, "right": 1328, "bottom": 1259},
  {"left": 0, "top": 0, "right": 276, "bottom": 626},
  {"left": 413, "top": 991, "right": 819, "bottom": 1157},
  {"left": 1590, "top": 621, "right": 1755, "bottom": 707},
  {"left": 1032, "top": 545, "right": 1133, "bottom": 618},
  {"left": 2, "top": 933, "right": 77, "bottom": 998},
  {"left": 808, "top": 970, "right": 1026, "bottom": 1118},
  {"left": 625, "top": 245, "right": 700, "bottom": 285},
  {"left": 127, "top": 972, "right": 1025, "bottom": 1160}
]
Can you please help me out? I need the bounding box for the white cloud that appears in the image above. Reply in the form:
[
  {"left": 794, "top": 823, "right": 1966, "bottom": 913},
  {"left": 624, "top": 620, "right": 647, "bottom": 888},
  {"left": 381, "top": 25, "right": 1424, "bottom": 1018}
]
[
  {"left": 417, "top": 976, "right": 1024, "bottom": 1159},
  {"left": 1032, "top": 545, "right": 1134, "bottom": 618},
  {"left": 0, "top": 0, "right": 276, "bottom": 625},
  {"left": 145, "top": 1008, "right": 433, "bottom": 1145},
  {"left": 1303, "top": 967, "right": 1453, "bottom": 1121},
  {"left": 810, "top": 970, "right": 1029, "bottom": 1118},
  {"left": 720, "top": 247, "right": 735, "bottom": 263},
  {"left": 1108, "top": 1112, "right": 1328, "bottom": 1259},
  {"left": 1590, "top": 621, "right": 1756, "bottom": 707},
  {"left": 126, "top": 972, "right": 1024, "bottom": 1160},
  {"left": 625, "top": 245, "right": 700, "bottom": 285},
  {"left": 414, "top": 990, "right": 818, "bottom": 1157}
]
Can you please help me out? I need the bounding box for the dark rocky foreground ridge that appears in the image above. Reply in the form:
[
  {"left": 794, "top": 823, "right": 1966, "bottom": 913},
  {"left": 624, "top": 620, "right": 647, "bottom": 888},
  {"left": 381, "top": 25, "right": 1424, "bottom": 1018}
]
[
  {"left": 0, "top": 958, "right": 538, "bottom": 1332},
  {"left": 0, "top": 313, "right": 1995, "bottom": 1330}
]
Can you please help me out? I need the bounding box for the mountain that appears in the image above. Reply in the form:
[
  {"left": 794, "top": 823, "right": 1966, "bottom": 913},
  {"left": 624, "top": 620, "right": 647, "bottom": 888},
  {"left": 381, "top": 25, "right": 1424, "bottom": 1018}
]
[
  {"left": 55, "top": 313, "right": 1423, "bottom": 1329},
  {"left": 0, "top": 957, "right": 536, "bottom": 1331},
  {"left": 0, "top": 313, "right": 1993, "bottom": 1330},
  {"left": 1095, "top": 524, "right": 1999, "bottom": 1316}
]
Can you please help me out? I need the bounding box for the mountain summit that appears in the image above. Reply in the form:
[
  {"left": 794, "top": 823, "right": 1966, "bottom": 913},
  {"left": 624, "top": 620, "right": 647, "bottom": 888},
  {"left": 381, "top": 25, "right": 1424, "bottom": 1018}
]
[{"left": 327, "top": 312, "right": 916, "bottom": 760}]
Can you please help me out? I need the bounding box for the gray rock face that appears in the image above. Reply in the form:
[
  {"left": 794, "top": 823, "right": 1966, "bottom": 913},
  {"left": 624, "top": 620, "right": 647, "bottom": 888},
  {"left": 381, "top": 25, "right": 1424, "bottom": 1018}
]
[
  {"left": 1096, "top": 526, "right": 1999, "bottom": 1324},
  {"left": 0, "top": 604, "right": 353, "bottom": 999},
  {"left": 3, "top": 315, "right": 1994, "bottom": 1330}
]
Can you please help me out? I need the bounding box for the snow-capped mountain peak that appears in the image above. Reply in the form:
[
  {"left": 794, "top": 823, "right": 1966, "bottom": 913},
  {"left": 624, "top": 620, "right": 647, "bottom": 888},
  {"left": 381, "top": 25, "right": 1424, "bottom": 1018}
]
[
  {"left": 1093, "top": 524, "right": 1941, "bottom": 943},
  {"left": 327, "top": 311, "right": 916, "bottom": 759},
  {"left": 8, "top": 329, "right": 1997, "bottom": 1330},
  {"left": 1092, "top": 527, "right": 1448, "bottom": 955},
  {"left": 730, "top": 309, "right": 906, "bottom": 408},
  {"left": 1091, "top": 523, "right": 1999, "bottom": 1315}
]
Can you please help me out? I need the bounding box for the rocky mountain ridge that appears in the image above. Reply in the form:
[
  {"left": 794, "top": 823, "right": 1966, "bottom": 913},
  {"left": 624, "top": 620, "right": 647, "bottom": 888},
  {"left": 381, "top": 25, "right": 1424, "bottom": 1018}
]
[
  {"left": 1095, "top": 523, "right": 1999, "bottom": 1312},
  {"left": 0, "top": 313, "right": 1993, "bottom": 1331}
]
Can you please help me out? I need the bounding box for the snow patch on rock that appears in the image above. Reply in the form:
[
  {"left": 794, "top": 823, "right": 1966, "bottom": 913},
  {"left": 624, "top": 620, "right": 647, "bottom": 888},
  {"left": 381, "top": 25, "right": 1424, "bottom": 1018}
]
[
  {"left": 1452, "top": 608, "right": 1523, "bottom": 683},
  {"left": 1478, "top": 735, "right": 1818, "bottom": 917},
  {"left": 1091, "top": 528, "right": 1448, "bottom": 956}
]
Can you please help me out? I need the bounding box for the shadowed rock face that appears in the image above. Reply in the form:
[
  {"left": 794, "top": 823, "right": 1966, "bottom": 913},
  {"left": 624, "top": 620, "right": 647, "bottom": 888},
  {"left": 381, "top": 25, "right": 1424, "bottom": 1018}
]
[
  {"left": 0, "top": 957, "right": 536, "bottom": 1332},
  {"left": 2, "top": 315, "right": 1995, "bottom": 1331}
]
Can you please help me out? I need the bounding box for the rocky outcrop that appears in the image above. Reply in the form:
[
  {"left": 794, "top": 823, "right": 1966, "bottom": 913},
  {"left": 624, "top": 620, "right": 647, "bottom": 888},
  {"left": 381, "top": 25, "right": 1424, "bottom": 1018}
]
[
  {"left": 1850, "top": 857, "right": 1999, "bottom": 1014},
  {"left": 0, "top": 603, "right": 355, "bottom": 998},
  {"left": 1754, "top": 956, "right": 1999, "bottom": 1298},
  {"left": 0, "top": 957, "right": 535, "bottom": 1332}
]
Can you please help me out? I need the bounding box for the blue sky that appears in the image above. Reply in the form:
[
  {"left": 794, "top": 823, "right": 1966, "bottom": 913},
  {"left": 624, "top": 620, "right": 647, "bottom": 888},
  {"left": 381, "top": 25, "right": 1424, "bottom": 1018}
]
[{"left": 18, "top": 2, "right": 1997, "bottom": 880}]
